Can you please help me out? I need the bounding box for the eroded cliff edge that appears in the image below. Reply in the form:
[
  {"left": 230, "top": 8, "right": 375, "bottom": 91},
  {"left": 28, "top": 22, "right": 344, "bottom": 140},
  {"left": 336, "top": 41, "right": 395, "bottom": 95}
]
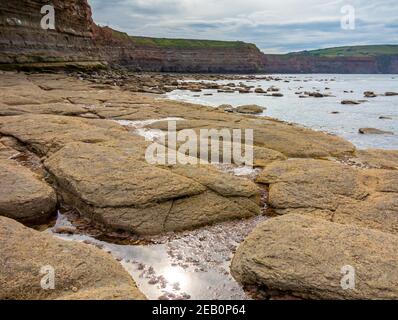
[
  {"left": 0, "top": 0, "right": 264, "bottom": 73},
  {"left": 1, "top": 0, "right": 398, "bottom": 73}
]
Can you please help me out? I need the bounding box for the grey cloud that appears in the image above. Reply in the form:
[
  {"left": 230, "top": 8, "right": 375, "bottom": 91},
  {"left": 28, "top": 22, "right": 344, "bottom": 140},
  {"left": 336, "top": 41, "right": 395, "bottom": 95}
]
[{"left": 87, "top": 0, "right": 398, "bottom": 53}]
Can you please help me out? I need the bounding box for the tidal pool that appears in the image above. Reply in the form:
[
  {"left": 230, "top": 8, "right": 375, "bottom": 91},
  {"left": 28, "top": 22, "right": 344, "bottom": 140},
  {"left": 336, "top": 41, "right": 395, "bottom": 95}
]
[{"left": 52, "top": 212, "right": 267, "bottom": 300}]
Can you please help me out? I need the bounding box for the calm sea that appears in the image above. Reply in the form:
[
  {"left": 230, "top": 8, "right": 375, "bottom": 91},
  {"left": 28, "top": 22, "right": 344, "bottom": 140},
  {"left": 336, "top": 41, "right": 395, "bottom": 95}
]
[{"left": 167, "top": 74, "right": 398, "bottom": 150}]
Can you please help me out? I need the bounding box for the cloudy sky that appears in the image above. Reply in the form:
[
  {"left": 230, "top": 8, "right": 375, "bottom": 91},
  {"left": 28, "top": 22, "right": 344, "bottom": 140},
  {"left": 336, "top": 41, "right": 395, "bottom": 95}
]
[{"left": 88, "top": 0, "right": 398, "bottom": 53}]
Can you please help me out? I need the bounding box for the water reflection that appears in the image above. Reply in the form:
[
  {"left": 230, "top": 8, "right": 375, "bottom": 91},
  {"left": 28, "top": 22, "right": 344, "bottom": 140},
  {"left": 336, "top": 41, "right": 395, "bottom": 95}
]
[{"left": 52, "top": 213, "right": 267, "bottom": 300}]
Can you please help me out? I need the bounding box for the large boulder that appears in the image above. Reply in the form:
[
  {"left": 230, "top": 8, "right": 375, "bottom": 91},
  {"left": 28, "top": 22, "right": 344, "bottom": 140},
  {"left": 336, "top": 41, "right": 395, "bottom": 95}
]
[
  {"left": 235, "top": 105, "right": 265, "bottom": 114},
  {"left": 44, "top": 143, "right": 260, "bottom": 235},
  {"left": 0, "top": 114, "right": 136, "bottom": 156},
  {"left": 0, "top": 159, "right": 57, "bottom": 223},
  {"left": 0, "top": 216, "right": 145, "bottom": 300},
  {"left": 256, "top": 159, "right": 369, "bottom": 212},
  {"left": 256, "top": 159, "right": 398, "bottom": 235},
  {"left": 231, "top": 214, "right": 398, "bottom": 300}
]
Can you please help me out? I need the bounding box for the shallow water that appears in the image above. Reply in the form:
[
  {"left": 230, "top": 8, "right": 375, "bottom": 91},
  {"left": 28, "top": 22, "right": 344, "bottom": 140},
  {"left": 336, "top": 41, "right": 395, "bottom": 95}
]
[
  {"left": 53, "top": 213, "right": 267, "bottom": 300},
  {"left": 166, "top": 74, "right": 398, "bottom": 150}
]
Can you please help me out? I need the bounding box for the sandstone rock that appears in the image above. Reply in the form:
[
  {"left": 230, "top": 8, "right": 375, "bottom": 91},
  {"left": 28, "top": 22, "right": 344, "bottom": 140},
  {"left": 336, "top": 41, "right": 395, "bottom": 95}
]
[
  {"left": 355, "top": 149, "right": 398, "bottom": 169},
  {"left": 256, "top": 158, "right": 398, "bottom": 236},
  {"left": 238, "top": 88, "right": 251, "bottom": 94},
  {"left": 44, "top": 143, "right": 260, "bottom": 234},
  {"left": 341, "top": 100, "right": 361, "bottom": 105},
  {"left": 0, "top": 114, "right": 136, "bottom": 156},
  {"left": 169, "top": 164, "right": 260, "bottom": 199},
  {"left": 267, "top": 86, "right": 280, "bottom": 92},
  {"left": 0, "top": 103, "right": 88, "bottom": 117},
  {"left": 379, "top": 116, "right": 393, "bottom": 120},
  {"left": 359, "top": 128, "right": 394, "bottom": 135},
  {"left": 0, "top": 159, "right": 57, "bottom": 223},
  {"left": 0, "top": 142, "right": 18, "bottom": 159},
  {"left": 231, "top": 214, "right": 398, "bottom": 300},
  {"left": 256, "top": 159, "right": 369, "bottom": 212},
  {"left": 217, "top": 104, "right": 234, "bottom": 112},
  {"left": 308, "top": 92, "right": 326, "bottom": 98},
  {"left": 364, "top": 91, "right": 377, "bottom": 98},
  {"left": 0, "top": 216, "right": 145, "bottom": 300},
  {"left": 235, "top": 105, "right": 265, "bottom": 114},
  {"left": 333, "top": 192, "right": 398, "bottom": 235}
]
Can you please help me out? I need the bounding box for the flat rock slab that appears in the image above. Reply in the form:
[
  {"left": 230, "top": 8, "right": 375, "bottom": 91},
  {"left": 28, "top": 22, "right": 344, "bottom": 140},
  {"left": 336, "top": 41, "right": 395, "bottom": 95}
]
[
  {"left": 231, "top": 214, "right": 398, "bottom": 300},
  {"left": 0, "top": 159, "right": 57, "bottom": 223},
  {"left": 44, "top": 143, "right": 260, "bottom": 235},
  {"left": 0, "top": 103, "right": 89, "bottom": 117},
  {"left": 256, "top": 159, "right": 369, "bottom": 212},
  {"left": 355, "top": 149, "right": 398, "bottom": 169},
  {"left": 0, "top": 216, "right": 145, "bottom": 300},
  {"left": 0, "top": 114, "right": 138, "bottom": 156},
  {"left": 256, "top": 159, "right": 398, "bottom": 236}
]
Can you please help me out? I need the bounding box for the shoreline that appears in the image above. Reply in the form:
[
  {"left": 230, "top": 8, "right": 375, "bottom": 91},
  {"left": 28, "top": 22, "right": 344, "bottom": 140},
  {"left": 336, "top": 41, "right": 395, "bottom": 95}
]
[{"left": 1, "top": 70, "right": 398, "bottom": 300}]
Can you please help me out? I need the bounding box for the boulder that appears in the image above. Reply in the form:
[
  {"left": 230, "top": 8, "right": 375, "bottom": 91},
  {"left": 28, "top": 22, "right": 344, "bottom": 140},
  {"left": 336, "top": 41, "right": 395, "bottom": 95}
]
[
  {"left": 359, "top": 128, "right": 394, "bottom": 135},
  {"left": 44, "top": 142, "right": 260, "bottom": 235},
  {"left": 256, "top": 158, "right": 398, "bottom": 236},
  {"left": 333, "top": 192, "right": 398, "bottom": 235},
  {"left": 235, "top": 105, "right": 265, "bottom": 114},
  {"left": 256, "top": 159, "right": 369, "bottom": 212},
  {"left": 341, "top": 100, "right": 361, "bottom": 105},
  {"left": 364, "top": 91, "right": 377, "bottom": 98},
  {"left": 0, "top": 216, "right": 145, "bottom": 300},
  {"left": 385, "top": 92, "right": 398, "bottom": 96},
  {"left": 254, "top": 88, "right": 266, "bottom": 93},
  {"left": 231, "top": 214, "right": 398, "bottom": 300},
  {"left": 0, "top": 159, "right": 57, "bottom": 223}
]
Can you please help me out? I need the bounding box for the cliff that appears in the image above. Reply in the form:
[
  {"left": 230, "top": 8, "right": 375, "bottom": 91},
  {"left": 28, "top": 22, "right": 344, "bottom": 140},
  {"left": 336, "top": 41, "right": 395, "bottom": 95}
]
[
  {"left": 0, "top": 0, "right": 264, "bottom": 73},
  {"left": 93, "top": 26, "right": 264, "bottom": 73},
  {"left": 0, "top": 0, "right": 397, "bottom": 73},
  {"left": 262, "top": 47, "right": 398, "bottom": 74},
  {"left": 262, "top": 54, "right": 398, "bottom": 74},
  {"left": 0, "top": 0, "right": 104, "bottom": 69}
]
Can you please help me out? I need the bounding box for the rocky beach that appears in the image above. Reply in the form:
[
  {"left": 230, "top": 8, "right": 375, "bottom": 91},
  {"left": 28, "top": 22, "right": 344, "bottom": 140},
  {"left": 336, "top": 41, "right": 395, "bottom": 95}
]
[
  {"left": 1, "top": 0, "right": 398, "bottom": 302},
  {"left": 0, "top": 70, "right": 397, "bottom": 300}
]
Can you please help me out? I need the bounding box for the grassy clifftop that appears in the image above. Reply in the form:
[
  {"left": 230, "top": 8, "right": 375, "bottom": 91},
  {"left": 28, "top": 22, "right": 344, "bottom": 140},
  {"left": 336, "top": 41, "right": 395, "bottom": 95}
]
[
  {"left": 293, "top": 45, "right": 398, "bottom": 57},
  {"left": 129, "top": 36, "right": 258, "bottom": 49},
  {"left": 101, "top": 28, "right": 257, "bottom": 49}
]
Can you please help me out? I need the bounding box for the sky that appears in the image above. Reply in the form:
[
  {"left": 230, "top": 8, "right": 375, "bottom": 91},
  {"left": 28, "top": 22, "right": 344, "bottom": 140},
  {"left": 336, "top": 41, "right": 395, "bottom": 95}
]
[{"left": 88, "top": 0, "right": 398, "bottom": 53}]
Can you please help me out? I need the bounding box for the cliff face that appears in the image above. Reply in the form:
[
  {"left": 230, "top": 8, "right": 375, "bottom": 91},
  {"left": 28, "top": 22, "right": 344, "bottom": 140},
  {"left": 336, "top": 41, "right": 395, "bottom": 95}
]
[
  {"left": 262, "top": 54, "right": 398, "bottom": 74},
  {"left": 0, "top": 0, "right": 397, "bottom": 73},
  {"left": 0, "top": 0, "right": 264, "bottom": 72},
  {"left": 0, "top": 0, "right": 104, "bottom": 68},
  {"left": 93, "top": 26, "right": 265, "bottom": 73}
]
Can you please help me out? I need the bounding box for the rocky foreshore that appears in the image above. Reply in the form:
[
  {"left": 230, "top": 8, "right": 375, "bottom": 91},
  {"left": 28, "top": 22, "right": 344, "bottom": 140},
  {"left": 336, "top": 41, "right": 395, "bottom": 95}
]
[{"left": 0, "top": 70, "right": 397, "bottom": 300}]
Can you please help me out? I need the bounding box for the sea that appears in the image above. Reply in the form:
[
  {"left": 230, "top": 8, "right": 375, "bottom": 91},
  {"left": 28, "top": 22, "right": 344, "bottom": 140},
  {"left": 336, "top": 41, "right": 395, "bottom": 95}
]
[{"left": 167, "top": 74, "right": 398, "bottom": 150}]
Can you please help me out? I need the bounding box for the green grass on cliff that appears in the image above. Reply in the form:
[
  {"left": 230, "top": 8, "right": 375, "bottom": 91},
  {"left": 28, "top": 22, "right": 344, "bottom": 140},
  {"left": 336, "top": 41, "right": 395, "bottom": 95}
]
[
  {"left": 101, "top": 27, "right": 258, "bottom": 49},
  {"left": 293, "top": 45, "right": 398, "bottom": 57},
  {"left": 129, "top": 36, "right": 257, "bottom": 49}
]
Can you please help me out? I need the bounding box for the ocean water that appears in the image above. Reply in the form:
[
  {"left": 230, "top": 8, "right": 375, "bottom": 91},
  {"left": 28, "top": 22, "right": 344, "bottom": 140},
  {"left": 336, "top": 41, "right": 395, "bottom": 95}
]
[{"left": 166, "top": 74, "right": 398, "bottom": 150}]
